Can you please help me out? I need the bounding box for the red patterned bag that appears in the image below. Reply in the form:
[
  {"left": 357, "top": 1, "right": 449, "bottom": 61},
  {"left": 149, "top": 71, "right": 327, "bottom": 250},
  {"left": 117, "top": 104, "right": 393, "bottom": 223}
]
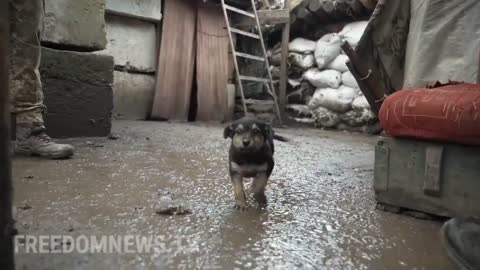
[{"left": 379, "top": 83, "right": 480, "bottom": 145}]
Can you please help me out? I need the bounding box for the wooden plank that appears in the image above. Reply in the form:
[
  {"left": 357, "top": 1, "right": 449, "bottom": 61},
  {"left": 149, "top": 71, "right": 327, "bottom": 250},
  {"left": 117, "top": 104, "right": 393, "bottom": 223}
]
[
  {"left": 151, "top": 0, "right": 196, "bottom": 121},
  {"left": 475, "top": 32, "right": 480, "bottom": 85},
  {"left": 224, "top": 4, "right": 255, "bottom": 17},
  {"left": 227, "top": 33, "right": 236, "bottom": 83},
  {"left": 239, "top": 75, "right": 270, "bottom": 83},
  {"left": 0, "top": 1, "right": 14, "bottom": 268},
  {"left": 423, "top": 145, "right": 444, "bottom": 197},
  {"left": 196, "top": 2, "right": 229, "bottom": 121},
  {"left": 234, "top": 51, "right": 265, "bottom": 61},
  {"left": 342, "top": 42, "right": 384, "bottom": 114},
  {"left": 278, "top": 0, "right": 290, "bottom": 122},
  {"left": 230, "top": 27, "right": 260, "bottom": 39},
  {"left": 226, "top": 84, "right": 236, "bottom": 121},
  {"left": 374, "top": 140, "right": 390, "bottom": 192},
  {"left": 233, "top": 9, "right": 290, "bottom": 26}
]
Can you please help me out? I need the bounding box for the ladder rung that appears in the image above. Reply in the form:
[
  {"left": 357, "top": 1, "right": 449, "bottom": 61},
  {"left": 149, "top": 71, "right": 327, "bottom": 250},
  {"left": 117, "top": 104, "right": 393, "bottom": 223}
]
[
  {"left": 239, "top": 75, "right": 270, "bottom": 83},
  {"left": 235, "top": 52, "right": 265, "bottom": 61},
  {"left": 230, "top": 27, "right": 260, "bottom": 39},
  {"left": 224, "top": 4, "right": 255, "bottom": 18}
]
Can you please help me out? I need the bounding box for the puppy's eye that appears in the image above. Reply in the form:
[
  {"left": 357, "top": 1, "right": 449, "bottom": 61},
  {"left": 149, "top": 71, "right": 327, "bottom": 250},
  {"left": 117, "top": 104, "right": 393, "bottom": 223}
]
[{"left": 253, "top": 129, "right": 260, "bottom": 134}]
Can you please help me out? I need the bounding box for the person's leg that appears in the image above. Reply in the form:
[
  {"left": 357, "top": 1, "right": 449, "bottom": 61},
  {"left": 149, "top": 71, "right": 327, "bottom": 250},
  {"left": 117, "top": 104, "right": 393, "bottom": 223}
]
[
  {"left": 9, "top": 0, "right": 73, "bottom": 159},
  {"left": 441, "top": 217, "right": 480, "bottom": 270}
]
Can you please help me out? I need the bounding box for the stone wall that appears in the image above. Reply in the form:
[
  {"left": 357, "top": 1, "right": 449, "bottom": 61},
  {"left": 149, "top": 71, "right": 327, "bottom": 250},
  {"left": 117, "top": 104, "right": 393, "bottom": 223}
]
[
  {"left": 42, "top": 0, "right": 107, "bottom": 51},
  {"left": 41, "top": 0, "right": 114, "bottom": 138},
  {"left": 40, "top": 48, "right": 114, "bottom": 138},
  {"left": 40, "top": 0, "right": 162, "bottom": 135}
]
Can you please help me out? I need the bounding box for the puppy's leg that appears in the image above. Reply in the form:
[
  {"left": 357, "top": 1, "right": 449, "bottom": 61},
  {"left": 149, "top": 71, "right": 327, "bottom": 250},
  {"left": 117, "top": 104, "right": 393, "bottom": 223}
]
[
  {"left": 251, "top": 172, "right": 268, "bottom": 207},
  {"left": 231, "top": 174, "right": 248, "bottom": 211}
]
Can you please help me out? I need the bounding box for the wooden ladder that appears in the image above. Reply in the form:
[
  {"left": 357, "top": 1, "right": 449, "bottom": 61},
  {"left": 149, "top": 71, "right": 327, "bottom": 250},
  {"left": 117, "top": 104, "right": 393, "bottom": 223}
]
[{"left": 220, "top": 0, "right": 283, "bottom": 124}]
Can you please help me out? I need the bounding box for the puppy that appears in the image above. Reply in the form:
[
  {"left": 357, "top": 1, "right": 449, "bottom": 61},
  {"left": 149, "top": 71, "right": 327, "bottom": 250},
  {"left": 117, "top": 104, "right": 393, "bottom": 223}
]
[{"left": 223, "top": 116, "right": 287, "bottom": 210}]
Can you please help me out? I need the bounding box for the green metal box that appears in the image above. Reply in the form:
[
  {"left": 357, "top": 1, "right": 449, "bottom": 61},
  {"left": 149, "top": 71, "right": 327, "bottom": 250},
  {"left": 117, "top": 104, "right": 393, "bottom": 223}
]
[{"left": 374, "top": 137, "right": 480, "bottom": 218}]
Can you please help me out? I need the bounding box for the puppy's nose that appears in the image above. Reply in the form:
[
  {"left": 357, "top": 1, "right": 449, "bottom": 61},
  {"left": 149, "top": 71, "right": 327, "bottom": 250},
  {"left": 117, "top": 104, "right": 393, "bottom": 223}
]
[{"left": 242, "top": 139, "right": 250, "bottom": 146}]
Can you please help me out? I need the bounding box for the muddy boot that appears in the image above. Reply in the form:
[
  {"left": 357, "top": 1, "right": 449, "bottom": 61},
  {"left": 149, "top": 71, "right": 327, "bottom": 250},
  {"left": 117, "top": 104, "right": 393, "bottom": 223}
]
[
  {"left": 15, "top": 123, "right": 74, "bottom": 159},
  {"left": 441, "top": 217, "right": 480, "bottom": 270}
]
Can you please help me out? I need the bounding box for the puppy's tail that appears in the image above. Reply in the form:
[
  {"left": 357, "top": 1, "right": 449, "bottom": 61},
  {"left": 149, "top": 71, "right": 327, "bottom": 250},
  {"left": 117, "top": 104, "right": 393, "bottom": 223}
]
[{"left": 273, "top": 134, "right": 289, "bottom": 142}]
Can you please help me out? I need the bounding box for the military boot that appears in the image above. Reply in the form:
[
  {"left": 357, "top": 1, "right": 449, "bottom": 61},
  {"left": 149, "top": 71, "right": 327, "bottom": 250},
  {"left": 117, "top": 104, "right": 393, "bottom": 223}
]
[
  {"left": 15, "top": 123, "right": 74, "bottom": 159},
  {"left": 442, "top": 217, "right": 480, "bottom": 270}
]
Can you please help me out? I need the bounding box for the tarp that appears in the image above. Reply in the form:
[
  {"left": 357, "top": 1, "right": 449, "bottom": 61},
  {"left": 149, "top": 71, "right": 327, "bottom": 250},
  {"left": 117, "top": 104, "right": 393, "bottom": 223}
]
[
  {"left": 355, "top": 0, "right": 411, "bottom": 94},
  {"left": 403, "top": 0, "right": 480, "bottom": 88},
  {"left": 356, "top": 0, "right": 480, "bottom": 94}
]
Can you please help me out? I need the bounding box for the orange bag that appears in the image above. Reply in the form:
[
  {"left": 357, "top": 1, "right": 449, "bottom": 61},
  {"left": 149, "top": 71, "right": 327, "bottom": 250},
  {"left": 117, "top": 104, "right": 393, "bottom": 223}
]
[{"left": 379, "top": 83, "right": 480, "bottom": 145}]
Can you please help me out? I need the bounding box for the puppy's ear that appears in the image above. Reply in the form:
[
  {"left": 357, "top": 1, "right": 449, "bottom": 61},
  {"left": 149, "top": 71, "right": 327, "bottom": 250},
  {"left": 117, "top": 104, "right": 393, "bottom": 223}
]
[{"left": 223, "top": 124, "right": 234, "bottom": 139}]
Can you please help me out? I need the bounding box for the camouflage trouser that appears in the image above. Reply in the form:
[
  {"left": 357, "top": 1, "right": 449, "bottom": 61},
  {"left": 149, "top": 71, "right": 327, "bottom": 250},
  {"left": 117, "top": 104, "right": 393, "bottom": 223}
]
[{"left": 9, "top": 0, "right": 46, "bottom": 124}]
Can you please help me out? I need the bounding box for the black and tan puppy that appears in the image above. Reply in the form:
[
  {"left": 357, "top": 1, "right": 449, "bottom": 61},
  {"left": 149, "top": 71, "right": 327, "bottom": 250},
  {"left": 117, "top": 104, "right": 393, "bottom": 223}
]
[{"left": 223, "top": 116, "right": 287, "bottom": 210}]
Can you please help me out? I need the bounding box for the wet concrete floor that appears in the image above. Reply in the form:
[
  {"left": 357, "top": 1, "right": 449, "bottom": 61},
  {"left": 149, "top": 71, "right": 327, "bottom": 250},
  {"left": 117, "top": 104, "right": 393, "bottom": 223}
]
[{"left": 13, "top": 120, "right": 456, "bottom": 270}]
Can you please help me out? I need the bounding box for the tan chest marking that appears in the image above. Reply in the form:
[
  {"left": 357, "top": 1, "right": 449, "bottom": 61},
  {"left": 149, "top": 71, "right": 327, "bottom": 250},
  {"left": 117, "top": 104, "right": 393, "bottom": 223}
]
[{"left": 230, "top": 162, "right": 268, "bottom": 176}]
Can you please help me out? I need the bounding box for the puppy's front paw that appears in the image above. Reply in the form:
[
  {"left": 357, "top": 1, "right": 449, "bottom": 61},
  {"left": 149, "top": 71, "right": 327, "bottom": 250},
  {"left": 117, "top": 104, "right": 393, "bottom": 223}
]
[
  {"left": 234, "top": 202, "right": 249, "bottom": 211},
  {"left": 253, "top": 193, "right": 267, "bottom": 207}
]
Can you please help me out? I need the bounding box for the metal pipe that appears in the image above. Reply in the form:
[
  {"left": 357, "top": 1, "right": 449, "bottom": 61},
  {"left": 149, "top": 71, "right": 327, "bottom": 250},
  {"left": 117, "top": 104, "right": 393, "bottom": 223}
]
[{"left": 0, "top": 0, "right": 15, "bottom": 269}]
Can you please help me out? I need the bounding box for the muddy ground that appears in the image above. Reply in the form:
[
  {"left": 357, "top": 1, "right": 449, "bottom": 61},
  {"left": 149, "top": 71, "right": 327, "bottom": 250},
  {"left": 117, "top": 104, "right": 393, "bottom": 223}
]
[{"left": 13, "top": 120, "right": 455, "bottom": 270}]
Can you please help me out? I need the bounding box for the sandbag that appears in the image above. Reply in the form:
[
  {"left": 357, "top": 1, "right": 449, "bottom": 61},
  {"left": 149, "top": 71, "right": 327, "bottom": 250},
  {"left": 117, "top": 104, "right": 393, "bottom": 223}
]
[
  {"left": 312, "top": 107, "right": 341, "bottom": 128},
  {"left": 352, "top": 95, "right": 370, "bottom": 111},
  {"left": 308, "top": 86, "right": 359, "bottom": 113},
  {"left": 289, "top": 53, "right": 315, "bottom": 69},
  {"left": 314, "top": 33, "right": 342, "bottom": 69},
  {"left": 269, "top": 52, "right": 281, "bottom": 66},
  {"left": 291, "top": 117, "right": 315, "bottom": 125},
  {"left": 289, "top": 38, "right": 316, "bottom": 53},
  {"left": 342, "top": 71, "right": 359, "bottom": 89},
  {"left": 339, "top": 21, "right": 368, "bottom": 48},
  {"left": 336, "top": 123, "right": 368, "bottom": 133},
  {"left": 379, "top": 83, "right": 480, "bottom": 145},
  {"left": 303, "top": 69, "right": 342, "bottom": 88},
  {"left": 340, "top": 109, "right": 377, "bottom": 127},
  {"left": 286, "top": 104, "right": 312, "bottom": 118},
  {"left": 326, "top": 54, "right": 349, "bottom": 72},
  {"left": 288, "top": 78, "right": 302, "bottom": 88}
]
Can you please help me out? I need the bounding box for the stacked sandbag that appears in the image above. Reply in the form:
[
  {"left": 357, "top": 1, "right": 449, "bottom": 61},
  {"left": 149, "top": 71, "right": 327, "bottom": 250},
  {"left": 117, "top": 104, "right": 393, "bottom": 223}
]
[{"left": 270, "top": 20, "right": 377, "bottom": 132}]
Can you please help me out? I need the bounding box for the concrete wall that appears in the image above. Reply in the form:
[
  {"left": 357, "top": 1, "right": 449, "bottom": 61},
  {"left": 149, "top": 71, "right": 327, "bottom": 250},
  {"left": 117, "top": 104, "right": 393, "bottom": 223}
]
[
  {"left": 113, "top": 71, "right": 155, "bottom": 120},
  {"left": 42, "top": 0, "right": 107, "bottom": 51},
  {"left": 106, "top": 0, "right": 162, "bottom": 22},
  {"left": 100, "top": 7, "right": 160, "bottom": 120},
  {"left": 100, "top": 14, "right": 157, "bottom": 73}
]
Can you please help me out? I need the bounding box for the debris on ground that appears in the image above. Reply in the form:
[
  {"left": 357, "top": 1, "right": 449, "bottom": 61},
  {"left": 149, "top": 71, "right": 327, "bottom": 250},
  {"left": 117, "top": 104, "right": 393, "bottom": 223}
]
[
  {"left": 85, "top": 141, "right": 104, "bottom": 148},
  {"left": 155, "top": 194, "right": 192, "bottom": 216},
  {"left": 18, "top": 203, "right": 32, "bottom": 210},
  {"left": 155, "top": 205, "right": 192, "bottom": 216},
  {"left": 108, "top": 134, "right": 120, "bottom": 140},
  {"left": 66, "top": 224, "right": 74, "bottom": 232}
]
